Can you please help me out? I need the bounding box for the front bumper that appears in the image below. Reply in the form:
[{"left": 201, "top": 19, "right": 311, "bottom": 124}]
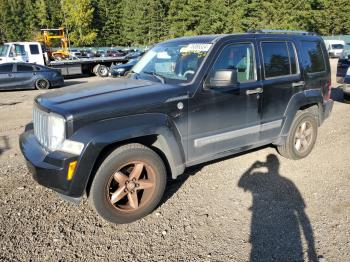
[
  {"left": 336, "top": 77, "right": 350, "bottom": 94},
  {"left": 19, "top": 129, "right": 81, "bottom": 199}
]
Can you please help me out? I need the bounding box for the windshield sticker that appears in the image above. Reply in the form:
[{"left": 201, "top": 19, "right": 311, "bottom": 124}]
[{"left": 180, "top": 44, "right": 212, "bottom": 53}]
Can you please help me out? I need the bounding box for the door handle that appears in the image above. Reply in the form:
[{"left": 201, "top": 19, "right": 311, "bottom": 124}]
[
  {"left": 292, "top": 81, "right": 305, "bottom": 88},
  {"left": 246, "top": 87, "right": 263, "bottom": 95},
  {"left": 8, "top": 74, "right": 13, "bottom": 77}
]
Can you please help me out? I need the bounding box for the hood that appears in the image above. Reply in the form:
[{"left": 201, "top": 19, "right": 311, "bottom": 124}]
[{"left": 36, "top": 77, "right": 183, "bottom": 125}]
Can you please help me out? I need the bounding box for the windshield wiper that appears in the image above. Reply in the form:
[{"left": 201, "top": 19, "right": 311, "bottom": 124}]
[{"left": 142, "top": 71, "right": 166, "bottom": 84}]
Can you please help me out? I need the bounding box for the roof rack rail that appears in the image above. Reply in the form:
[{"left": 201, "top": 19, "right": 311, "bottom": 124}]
[{"left": 247, "top": 29, "right": 317, "bottom": 36}]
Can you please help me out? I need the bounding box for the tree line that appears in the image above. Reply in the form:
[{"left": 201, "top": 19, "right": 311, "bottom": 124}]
[{"left": 0, "top": 0, "right": 349, "bottom": 47}]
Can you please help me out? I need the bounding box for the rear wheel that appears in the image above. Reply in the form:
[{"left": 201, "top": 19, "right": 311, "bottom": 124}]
[
  {"left": 35, "top": 79, "right": 50, "bottom": 90},
  {"left": 277, "top": 111, "right": 318, "bottom": 160},
  {"left": 89, "top": 143, "right": 167, "bottom": 224},
  {"left": 96, "top": 65, "right": 109, "bottom": 77}
]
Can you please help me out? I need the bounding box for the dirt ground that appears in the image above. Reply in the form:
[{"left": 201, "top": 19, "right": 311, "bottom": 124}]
[{"left": 0, "top": 59, "right": 349, "bottom": 261}]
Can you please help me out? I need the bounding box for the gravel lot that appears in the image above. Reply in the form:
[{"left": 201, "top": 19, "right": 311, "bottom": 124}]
[{"left": 0, "top": 59, "right": 349, "bottom": 261}]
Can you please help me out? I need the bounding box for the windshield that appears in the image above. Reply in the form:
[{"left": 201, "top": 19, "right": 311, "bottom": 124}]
[
  {"left": 0, "top": 44, "right": 9, "bottom": 57},
  {"left": 133, "top": 42, "right": 212, "bottom": 83},
  {"left": 331, "top": 44, "right": 344, "bottom": 49}
]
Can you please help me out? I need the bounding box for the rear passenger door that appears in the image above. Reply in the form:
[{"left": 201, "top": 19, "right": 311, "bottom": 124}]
[
  {"left": 13, "top": 64, "right": 36, "bottom": 88},
  {"left": 258, "top": 39, "right": 303, "bottom": 140}
]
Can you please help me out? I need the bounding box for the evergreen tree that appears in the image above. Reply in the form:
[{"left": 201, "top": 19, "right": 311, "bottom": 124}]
[{"left": 61, "top": 0, "right": 97, "bottom": 46}]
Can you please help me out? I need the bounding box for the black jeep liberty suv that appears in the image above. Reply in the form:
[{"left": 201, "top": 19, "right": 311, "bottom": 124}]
[{"left": 20, "top": 30, "right": 333, "bottom": 224}]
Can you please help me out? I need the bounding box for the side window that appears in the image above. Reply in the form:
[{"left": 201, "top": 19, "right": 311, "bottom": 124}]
[
  {"left": 17, "top": 64, "right": 34, "bottom": 72},
  {"left": 0, "top": 64, "right": 13, "bottom": 73},
  {"left": 29, "top": 45, "right": 40, "bottom": 55},
  {"left": 261, "top": 41, "right": 299, "bottom": 78},
  {"left": 301, "top": 41, "right": 326, "bottom": 73},
  {"left": 209, "top": 43, "right": 255, "bottom": 82}
]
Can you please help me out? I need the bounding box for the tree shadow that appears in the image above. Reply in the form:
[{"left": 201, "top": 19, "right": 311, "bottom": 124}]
[
  {"left": 238, "top": 154, "right": 318, "bottom": 262},
  {"left": 0, "top": 135, "right": 10, "bottom": 157}
]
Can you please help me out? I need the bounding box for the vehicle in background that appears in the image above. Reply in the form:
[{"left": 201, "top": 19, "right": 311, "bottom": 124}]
[
  {"left": 80, "top": 49, "right": 95, "bottom": 58},
  {"left": 336, "top": 43, "right": 350, "bottom": 99},
  {"left": 0, "top": 42, "right": 128, "bottom": 77},
  {"left": 20, "top": 30, "right": 333, "bottom": 224},
  {"left": 106, "top": 50, "right": 126, "bottom": 57},
  {"left": 95, "top": 50, "right": 107, "bottom": 57},
  {"left": 69, "top": 49, "right": 83, "bottom": 58},
  {"left": 324, "top": 39, "right": 345, "bottom": 58},
  {"left": 125, "top": 50, "right": 145, "bottom": 59},
  {"left": 110, "top": 58, "right": 140, "bottom": 77},
  {"left": 0, "top": 62, "right": 63, "bottom": 90}
]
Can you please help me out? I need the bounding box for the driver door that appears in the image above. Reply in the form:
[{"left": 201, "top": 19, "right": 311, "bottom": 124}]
[{"left": 187, "top": 41, "right": 262, "bottom": 164}]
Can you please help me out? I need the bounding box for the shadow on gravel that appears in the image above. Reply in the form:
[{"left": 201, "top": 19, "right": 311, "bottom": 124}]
[
  {"left": 62, "top": 80, "right": 88, "bottom": 87},
  {"left": 331, "top": 87, "right": 350, "bottom": 104},
  {"left": 0, "top": 135, "right": 10, "bottom": 157},
  {"left": 238, "top": 154, "right": 319, "bottom": 262}
]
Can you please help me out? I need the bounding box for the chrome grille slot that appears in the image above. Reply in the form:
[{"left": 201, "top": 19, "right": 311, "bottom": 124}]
[{"left": 33, "top": 106, "right": 49, "bottom": 149}]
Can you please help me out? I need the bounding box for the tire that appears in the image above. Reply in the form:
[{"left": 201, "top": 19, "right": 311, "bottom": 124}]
[
  {"left": 92, "top": 64, "right": 100, "bottom": 75},
  {"left": 89, "top": 143, "right": 167, "bottom": 224},
  {"left": 96, "top": 65, "right": 109, "bottom": 77},
  {"left": 277, "top": 110, "right": 318, "bottom": 160},
  {"left": 35, "top": 78, "right": 50, "bottom": 90}
]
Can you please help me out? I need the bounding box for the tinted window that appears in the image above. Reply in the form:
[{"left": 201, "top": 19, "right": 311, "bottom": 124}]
[
  {"left": 0, "top": 64, "right": 13, "bottom": 73},
  {"left": 17, "top": 64, "right": 34, "bottom": 72},
  {"left": 302, "top": 41, "right": 326, "bottom": 73},
  {"left": 262, "top": 42, "right": 291, "bottom": 78},
  {"left": 30, "top": 45, "right": 40, "bottom": 55},
  {"left": 210, "top": 43, "right": 255, "bottom": 82}
]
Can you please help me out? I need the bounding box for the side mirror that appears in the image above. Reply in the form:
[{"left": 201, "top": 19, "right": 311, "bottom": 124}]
[{"left": 208, "top": 69, "right": 238, "bottom": 88}]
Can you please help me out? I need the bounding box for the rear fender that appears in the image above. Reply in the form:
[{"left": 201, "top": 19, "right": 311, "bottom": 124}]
[{"left": 276, "top": 90, "right": 322, "bottom": 144}]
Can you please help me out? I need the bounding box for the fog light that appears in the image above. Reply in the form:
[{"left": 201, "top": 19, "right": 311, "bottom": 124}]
[{"left": 67, "top": 161, "right": 77, "bottom": 181}]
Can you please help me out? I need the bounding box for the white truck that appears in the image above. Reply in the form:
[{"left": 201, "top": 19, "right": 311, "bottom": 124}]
[
  {"left": 323, "top": 39, "right": 345, "bottom": 58},
  {"left": 0, "top": 42, "right": 128, "bottom": 77}
]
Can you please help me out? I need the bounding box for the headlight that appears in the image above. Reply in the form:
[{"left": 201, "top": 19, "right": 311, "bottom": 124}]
[
  {"left": 116, "top": 68, "right": 126, "bottom": 72},
  {"left": 347, "top": 67, "right": 350, "bottom": 76},
  {"left": 48, "top": 113, "right": 66, "bottom": 151},
  {"left": 33, "top": 107, "right": 84, "bottom": 154}
]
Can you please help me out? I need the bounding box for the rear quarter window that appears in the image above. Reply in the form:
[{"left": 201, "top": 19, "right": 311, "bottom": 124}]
[
  {"left": 17, "top": 64, "right": 34, "bottom": 72},
  {"left": 301, "top": 41, "right": 326, "bottom": 73}
]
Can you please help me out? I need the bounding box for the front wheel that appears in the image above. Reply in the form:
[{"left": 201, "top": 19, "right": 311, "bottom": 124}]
[
  {"left": 89, "top": 143, "right": 167, "bottom": 224},
  {"left": 277, "top": 111, "right": 318, "bottom": 160}
]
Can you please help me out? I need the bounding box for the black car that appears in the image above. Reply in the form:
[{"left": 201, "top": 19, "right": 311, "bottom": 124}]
[
  {"left": 20, "top": 30, "right": 333, "bottom": 224},
  {"left": 110, "top": 58, "right": 139, "bottom": 77},
  {"left": 0, "top": 63, "right": 64, "bottom": 90}
]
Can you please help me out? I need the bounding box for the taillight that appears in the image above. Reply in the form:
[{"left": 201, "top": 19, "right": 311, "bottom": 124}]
[{"left": 324, "top": 79, "right": 331, "bottom": 101}]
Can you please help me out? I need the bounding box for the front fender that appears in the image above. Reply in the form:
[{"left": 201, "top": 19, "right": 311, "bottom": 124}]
[{"left": 67, "top": 113, "right": 186, "bottom": 197}]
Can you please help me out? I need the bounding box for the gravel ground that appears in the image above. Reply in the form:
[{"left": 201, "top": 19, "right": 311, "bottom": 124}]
[{"left": 0, "top": 60, "right": 349, "bottom": 261}]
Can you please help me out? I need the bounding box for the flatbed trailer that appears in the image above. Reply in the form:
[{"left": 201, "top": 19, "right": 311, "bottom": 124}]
[
  {"left": 48, "top": 57, "right": 129, "bottom": 77},
  {"left": 0, "top": 42, "right": 129, "bottom": 77}
]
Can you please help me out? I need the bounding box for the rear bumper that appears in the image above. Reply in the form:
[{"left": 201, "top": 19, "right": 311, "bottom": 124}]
[
  {"left": 19, "top": 129, "right": 82, "bottom": 200},
  {"left": 50, "top": 77, "right": 64, "bottom": 87},
  {"left": 320, "top": 99, "right": 333, "bottom": 125}
]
